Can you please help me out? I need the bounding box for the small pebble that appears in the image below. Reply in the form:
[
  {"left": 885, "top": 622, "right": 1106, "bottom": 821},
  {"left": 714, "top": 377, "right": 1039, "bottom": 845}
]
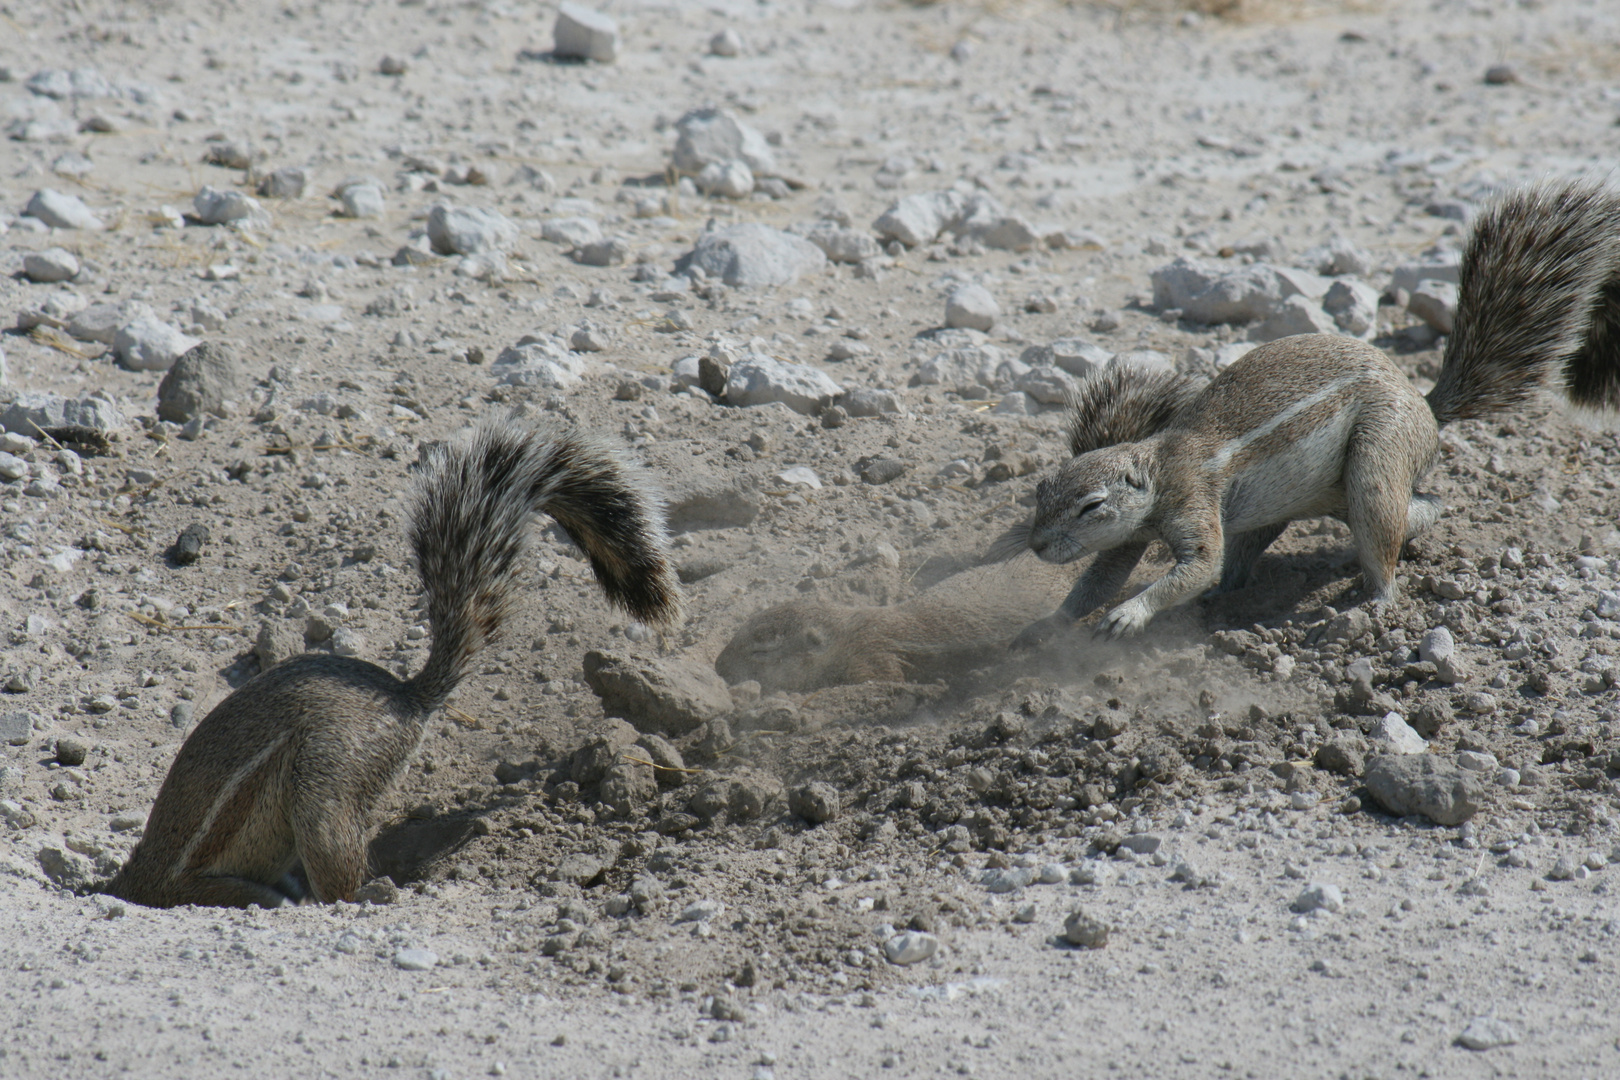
[{"left": 393, "top": 947, "right": 438, "bottom": 971}]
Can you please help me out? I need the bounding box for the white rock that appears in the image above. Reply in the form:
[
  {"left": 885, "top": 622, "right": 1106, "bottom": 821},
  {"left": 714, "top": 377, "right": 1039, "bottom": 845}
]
[
  {"left": 725, "top": 355, "right": 842, "bottom": 414},
  {"left": 677, "top": 224, "right": 826, "bottom": 289},
  {"left": 24, "top": 189, "right": 102, "bottom": 230},
  {"left": 22, "top": 248, "right": 78, "bottom": 283},
  {"left": 113, "top": 317, "right": 200, "bottom": 372},
  {"left": 1291, "top": 882, "right": 1344, "bottom": 913},
  {"left": 0, "top": 452, "right": 25, "bottom": 481},
  {"left": 1457, "top": 750, "right": 1498, "bottom": 773},
  {"left": 541, "top": 216, "right": 602, "bottom": 248},
  {"left": 709, "top": 28, "right": 743, "bottom": 57},
  {"left": 883, "top": 931, "right": 940, "bottom": 966},
  {"left": 25, "top": 67, "right": 120, "bottom": 100},
  {"left": 1021, "top": 338, "right": 1111, "bottom": 379},
  {"left": 0, "top": 392, "right": 125, "bottom": 434},
  {"left": 1015, "top": 365, "right": 1080, "bottom": 405},
  {"left": 945, "top": 284, "right": 999, "bottom": 331},
  {"left": 776, "top": 466, "right": 821, "bottom": 489},
  {"left": 1408, "top": 280, "right": 1457, "bottom": 334},
  {"left": 15, "top": 291, "right": 88, "bottom": 331},
  {"left": 1151, "top": 257, "right": 1282, "bottom": 323},
  {"left": 873, "top": 190, "right": 964, "bottom": 248},
  {"left": 67, "top": 300, "right": 154, "bottom": 344},
  {"left": 554, "top": 2, "right": 620, "bottom": 62},
  {"left": 1322, "top": 278, "right": 1380, "bottom": 338},
  {"left": 1457, "top": 1017, "right": 1519, "bottom": 1052},
  {"left": 427, "top": 204, "right": 517, "bottom": 256},
  {"left": 671, "top": 108, "right": 776, "bottom": 178},
  {"left": 958, "top": 213, "right": 1040, "bottom": 252},
  {"left": 392, "top": 947, "right": 438, "bottom": 971},
  {"left": 802, "top": 222, "right": 881, "bottom": 264},
  {"left": 1419, "top": 626, "right": 1455, "bottom": 664},
  {"left": 258, "top": 166, "right": 308, "bottom": 199},
  {"left": 838, "top": 387, "right": 900, "bottom": 417},
  {"left": 1391, "top": 253, "right": 1460, "bottom": 292},
  {"left": 695, "top": 159, "right": 754, "bottom": 199},
  {"left": 338, "top": 183, "right": 385, "bottom": 219},
  {"left": 914, "top": 345, "right": 1003, "bottom": 391},
  {"left": 493, "top": 337, "right": 585, "bottom": 389},
  {"left": 192, "top": 186, "right": 269, "bottom": 227},
  {"left": 1253, "top": 295, "right": 1337, "bottom": 342},
  {"left": 1373, "top": 711, "right": 1427, "bottom": 755}
]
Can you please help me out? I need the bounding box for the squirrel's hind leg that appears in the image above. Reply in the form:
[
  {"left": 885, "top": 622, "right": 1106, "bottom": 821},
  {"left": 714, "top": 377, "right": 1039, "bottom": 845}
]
[
  {"left": 289, "top": 795, "right": 370, "bottom": 903},
  {"left": 1345, "top": 447, "right": 1423, "bottom": 603},
  {"left": 1213, "top": 523, "right": 1289, "bottom": 594}
]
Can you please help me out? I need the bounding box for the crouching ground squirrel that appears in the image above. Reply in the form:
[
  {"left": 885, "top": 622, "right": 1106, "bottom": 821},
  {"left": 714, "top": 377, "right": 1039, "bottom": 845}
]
[
  {"left": 107, "top": 419, "right": 681, "bottom": 908},
  {"left": 715, "top": 365, "right": 1208, "bottom": 691},
  {"left": 1011, "top": 179, "right": 1620, "bottom": 643}
]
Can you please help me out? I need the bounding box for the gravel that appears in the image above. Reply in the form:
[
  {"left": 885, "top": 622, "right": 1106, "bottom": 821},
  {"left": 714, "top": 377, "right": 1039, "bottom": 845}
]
[
  {"left": 22, "top": 248, "right": 79, "bottom": 284},
  {"left": 671, "top": 108, "right": 776, "bottom": 179},
  {"left": 882, "top": 931, "right": 940, "bottom": 965},
  {"left": 192, "top": 186, "right": 269, "bottom": 227},
  {"left": 113, "top": 316, "right": 200, "bottom": 372},
  {"left": 427, "top": 204, "right": 517, "bottom": 256},
  {"left": 723, "top": 354, "right": 842, "bottom": 414},
  {"left": 944, "top": 284, "right": 999, "bottom": 331},
  {"left": 676, "top": 224, "right": 826, "bottom": 289},
  {"left": 1456, "top": 1017, "right": 1519, "bottom": 1051},
  {"left": 554, "top": 2, "right": 620, "bottom": 63},
  {"left": 24, "top": 188, "right": 102, "bottom": 229},
  {"left": 156, "top": 341, "right": 240, "bottom": 422},
  {"left": 1364, "top": 754, "right": 1483, "bottom": 825},
  {"left": 1291, "top": 882, "right": 1344, "bottom": 914},
  {"left": 393, "top": 947, "right": 439, "bottom": 971},
  {"left": 1062, "top": 907, "right": 1110, "bottom": 948}
]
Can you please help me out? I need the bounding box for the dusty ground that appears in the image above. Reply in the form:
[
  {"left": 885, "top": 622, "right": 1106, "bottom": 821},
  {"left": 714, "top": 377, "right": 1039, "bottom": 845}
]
[{"left": 3, "top": 0, "right": 1620, "bottom": 1076}]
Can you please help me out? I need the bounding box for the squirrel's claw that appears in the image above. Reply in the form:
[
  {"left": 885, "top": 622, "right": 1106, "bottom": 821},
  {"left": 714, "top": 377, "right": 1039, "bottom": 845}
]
[{"left": 1096, "top": 598, "right": 1152, "bottom": 639}]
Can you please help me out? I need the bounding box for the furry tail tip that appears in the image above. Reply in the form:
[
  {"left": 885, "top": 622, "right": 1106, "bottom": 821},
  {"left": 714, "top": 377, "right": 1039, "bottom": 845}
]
[
  {"left": 405, "top": 419, "right": 681, "bottom": 704},
  {"left": 1429, "top": 179, "right": 1620, "bottom": 423}
]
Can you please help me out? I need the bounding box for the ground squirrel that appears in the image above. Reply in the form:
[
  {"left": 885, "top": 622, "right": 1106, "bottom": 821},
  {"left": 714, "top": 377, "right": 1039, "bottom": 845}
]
[
  {"left": 107, "top": 419, "right": 681, "bottom": 908},
  {"left": 713, "top": 557, "right": 1084, "bottom": 692},
  {"left": 1012, "top": 179, "right": 1620, "bottom": 642},
  {"left": 715, "top": 367, "right": 1206, "bottom": 692}
]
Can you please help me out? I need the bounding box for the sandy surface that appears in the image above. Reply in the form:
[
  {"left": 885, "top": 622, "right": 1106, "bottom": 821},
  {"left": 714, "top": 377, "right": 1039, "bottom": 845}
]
[{"left": 3, "top": 0, "right": 1620, "bottom": 1076}]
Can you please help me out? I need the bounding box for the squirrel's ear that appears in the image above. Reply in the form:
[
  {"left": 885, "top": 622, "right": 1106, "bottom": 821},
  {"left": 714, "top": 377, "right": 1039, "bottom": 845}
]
[{"left": 1123, "top": 467, "right": 1146, "bottom": 490}]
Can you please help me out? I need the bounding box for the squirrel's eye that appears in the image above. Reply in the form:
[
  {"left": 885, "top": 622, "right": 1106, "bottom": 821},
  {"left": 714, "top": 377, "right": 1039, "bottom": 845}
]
[{"left": 1074, "top": 498, "right": 1103, "bottom": 519}]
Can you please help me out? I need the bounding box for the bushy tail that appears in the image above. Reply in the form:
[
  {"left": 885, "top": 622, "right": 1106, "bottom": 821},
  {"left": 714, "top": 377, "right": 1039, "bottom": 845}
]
[
  {"left": 1066, "top": 364, "right": 1205, "bottom": 456},
  {"left": 988, "top": 365, "right": 1202, "bottom": 561},
  {"left": 405, "top": 418, "right": 681, "bottom": 709},
  {"left": 1427, "top": 180, "right": 1620, "bottom": 424}
]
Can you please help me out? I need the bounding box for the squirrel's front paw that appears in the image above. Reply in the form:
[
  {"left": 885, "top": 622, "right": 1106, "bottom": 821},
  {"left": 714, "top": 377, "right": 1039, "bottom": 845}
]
[
  {"left": 1096, "top": 599, "right": 1153, "bottom": 639},
  {"left": 1010, "top": 615, "right": 1068, "bottom": 652}
]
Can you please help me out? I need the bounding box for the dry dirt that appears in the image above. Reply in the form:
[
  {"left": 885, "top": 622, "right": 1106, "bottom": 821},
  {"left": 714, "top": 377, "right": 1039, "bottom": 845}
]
[{"left": 3, "top": 0, "right": 1620, "bottom": 1077}]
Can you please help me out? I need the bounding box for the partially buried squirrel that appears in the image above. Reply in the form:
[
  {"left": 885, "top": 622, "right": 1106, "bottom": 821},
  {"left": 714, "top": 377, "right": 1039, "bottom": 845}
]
[
  {"left": 714, "top": 365, "right": 1207, "bottom": 691},
  {"left": 1010, "top": 179, "right": 1620, "bottom": 644},
  {"left": 107, "top": 419, "right": 681, "bottom": 908}
]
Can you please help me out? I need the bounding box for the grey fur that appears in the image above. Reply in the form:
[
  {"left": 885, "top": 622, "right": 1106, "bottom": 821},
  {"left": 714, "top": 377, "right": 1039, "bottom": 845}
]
[
  {"left": 107, "top": 418, "right": 679, "bottom": 909},
  {"left": 1431, "top": 179, "right": 1620, "bottom": 421}
]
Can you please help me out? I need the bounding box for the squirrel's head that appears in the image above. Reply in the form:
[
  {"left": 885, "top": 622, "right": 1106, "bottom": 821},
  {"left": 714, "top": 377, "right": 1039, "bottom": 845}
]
[
  {"left": 714, "top": 602, "right": 843, "bottom": 693},
  {"left": 1026, "top": 445, "right": 1155, "bottom": 564}
]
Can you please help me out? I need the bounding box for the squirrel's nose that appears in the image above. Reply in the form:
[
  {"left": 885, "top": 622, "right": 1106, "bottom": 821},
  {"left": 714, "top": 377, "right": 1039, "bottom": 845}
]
[{"left": 1026, "top": 533, "right": 1048, "bottom": 554}]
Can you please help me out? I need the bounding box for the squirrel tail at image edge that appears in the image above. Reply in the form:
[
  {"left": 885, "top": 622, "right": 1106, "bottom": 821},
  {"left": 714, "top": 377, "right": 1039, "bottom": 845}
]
[{"left": 1428, "top": 179, "right": 1620, "bottom": 424}]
